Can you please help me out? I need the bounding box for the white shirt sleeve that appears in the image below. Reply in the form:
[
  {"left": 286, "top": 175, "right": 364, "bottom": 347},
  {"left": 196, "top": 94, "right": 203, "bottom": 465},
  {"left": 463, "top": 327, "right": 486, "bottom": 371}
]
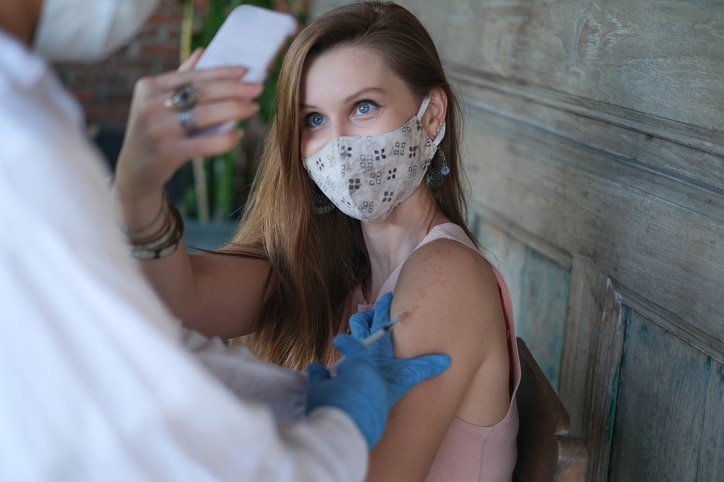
[
  {"left": 0, "top": 35, "right": 367, "bottom": 482},
  {"left": 181, "top": 328, "right": 309, "bottom": 424}
]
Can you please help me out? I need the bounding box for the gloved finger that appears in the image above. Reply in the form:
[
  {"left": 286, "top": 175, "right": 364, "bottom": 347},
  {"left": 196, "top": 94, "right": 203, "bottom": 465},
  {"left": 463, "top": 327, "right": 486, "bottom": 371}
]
[
  {"left": 404, "top": 353, "right": 452, "bottom": 380},
  {"left": 386, "top": 354, "right": 452, "bottom": 406},
  {"left": 307, "top": 362, "right": 331, "bottom": 382},
  {"left": 332, "top": 333, "right": 367, "bottom": 359},
  {"left": 371, "top": 292, "right": 394, "bottom": 332},
  {"left": 393, "top": 354, "right": 451, "bottom": 389},
  {"left": 349, "top": 309, "right": 374, "bottom": 340}
]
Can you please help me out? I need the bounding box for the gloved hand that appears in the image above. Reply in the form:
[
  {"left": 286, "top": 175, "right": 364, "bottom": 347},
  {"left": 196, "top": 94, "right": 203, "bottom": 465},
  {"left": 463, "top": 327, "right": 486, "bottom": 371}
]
[
  {"left": 348, "top": 297, "right": 379, "bottom": 340},
  {"left": 306, "top": 294, "right": 450, "bottom": 448},
  {"left": 349, "top": 292, "right": 437, "bottom": 406}
]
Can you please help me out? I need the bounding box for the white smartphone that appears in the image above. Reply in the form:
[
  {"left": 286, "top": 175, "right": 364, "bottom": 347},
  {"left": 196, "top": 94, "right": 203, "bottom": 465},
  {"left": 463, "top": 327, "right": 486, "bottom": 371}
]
[{"left": 193, "top": 5, "right": 298, "bottom": 134}]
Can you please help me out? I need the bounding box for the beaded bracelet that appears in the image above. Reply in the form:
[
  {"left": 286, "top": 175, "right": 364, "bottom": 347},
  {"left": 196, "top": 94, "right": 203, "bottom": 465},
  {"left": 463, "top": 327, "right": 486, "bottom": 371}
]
[{"left": 128, "top": 198, "right": 185, "bottom": 260}]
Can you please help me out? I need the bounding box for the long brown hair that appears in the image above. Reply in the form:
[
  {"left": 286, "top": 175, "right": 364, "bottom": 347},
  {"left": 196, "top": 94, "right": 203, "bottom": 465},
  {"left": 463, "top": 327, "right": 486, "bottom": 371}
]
[{"left": 230, "top": 1, "right": 472, "bottom": 369}]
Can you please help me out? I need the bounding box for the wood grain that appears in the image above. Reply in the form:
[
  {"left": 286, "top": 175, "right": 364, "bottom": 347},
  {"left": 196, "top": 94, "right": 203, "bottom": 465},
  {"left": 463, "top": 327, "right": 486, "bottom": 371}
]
[
  {"left": 558, "top": 257, "right": 610, "bottom": 439},
  {"left": 475, "top": 217, "right": 571, "bottom": 389},
  {"left": 609, "top": 312, "right": 710, "bottom": 481},
  {"left": 585, "top": 280, "right": 626, "bottom": 481},
  {"left": 399, "top": 0, "right": 724, "bottom": 131},
  {"left": 463, "top": 103, "right": 723, "bottom": 354},
  {"left": 700, "top": 358, "right": 724, "bottom": 481}
]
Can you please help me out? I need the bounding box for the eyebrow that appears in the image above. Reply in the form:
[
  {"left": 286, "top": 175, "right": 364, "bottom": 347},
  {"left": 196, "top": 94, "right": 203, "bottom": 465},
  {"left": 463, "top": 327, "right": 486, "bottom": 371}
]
[
  {"left": 301, "top": 86, "right": 389, "bottom": 110},
  {"left": 343, "top": 86, "right": 388, "bottom": 103}
]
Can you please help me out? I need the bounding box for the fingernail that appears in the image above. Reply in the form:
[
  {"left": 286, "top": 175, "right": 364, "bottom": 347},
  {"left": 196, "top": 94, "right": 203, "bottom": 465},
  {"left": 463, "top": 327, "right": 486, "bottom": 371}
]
[{"left": 250, "top": 84, "right": 264, "bottom": 96}]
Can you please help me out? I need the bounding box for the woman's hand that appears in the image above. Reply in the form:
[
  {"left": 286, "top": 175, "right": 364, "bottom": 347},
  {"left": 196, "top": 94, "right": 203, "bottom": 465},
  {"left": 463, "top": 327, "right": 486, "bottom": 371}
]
[{"left": 113, "top": 49, "right": 262, "bottom": 223}]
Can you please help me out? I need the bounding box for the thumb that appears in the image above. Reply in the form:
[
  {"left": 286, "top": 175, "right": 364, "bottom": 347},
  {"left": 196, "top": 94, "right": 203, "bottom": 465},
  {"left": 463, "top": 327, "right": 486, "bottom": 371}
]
[
  {"left": 399, "top": 354, "right": 451, "bottom": 385},
  {"left": 349, "top": 309, "right": 374, "bottom": 340},
  {"left": 371, "top": 292, "right": 394, "bottom": 332},
  {"left": 306, "top": 362, "right": 331, "bottom": 382},
  {"left": 384, "top": 354, "right": 451, "bottom": 407},
  {"left": 332, "top": 334, "right": 366, "bottom": 359}
]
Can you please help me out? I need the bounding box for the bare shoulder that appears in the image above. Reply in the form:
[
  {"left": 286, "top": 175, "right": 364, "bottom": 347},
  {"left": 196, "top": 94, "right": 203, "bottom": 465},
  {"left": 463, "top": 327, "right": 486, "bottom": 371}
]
[
  {"left": 402, "top": 237, "right": 497, "bottom": 289},
  {"left": 390, "top": 237, "right": 506, "bottom": 359}
]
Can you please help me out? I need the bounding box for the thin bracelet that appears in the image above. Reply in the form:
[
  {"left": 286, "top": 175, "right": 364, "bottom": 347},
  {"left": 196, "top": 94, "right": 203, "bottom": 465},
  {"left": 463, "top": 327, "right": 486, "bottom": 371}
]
[
  {"left": 127, "top": 201, "right": 173, "bottom": 245},
  {"left": 120, "top": 192, "right": 167, "bottom": 236},
  {"left": 129, "top": 204, "right": 185, "bottom": 260}
]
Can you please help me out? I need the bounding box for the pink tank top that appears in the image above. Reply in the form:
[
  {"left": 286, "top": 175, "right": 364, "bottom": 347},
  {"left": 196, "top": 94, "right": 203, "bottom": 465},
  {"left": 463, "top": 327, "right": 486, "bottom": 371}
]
[{"left": 355, "top": 223, "right": 520, "bottom": 481}]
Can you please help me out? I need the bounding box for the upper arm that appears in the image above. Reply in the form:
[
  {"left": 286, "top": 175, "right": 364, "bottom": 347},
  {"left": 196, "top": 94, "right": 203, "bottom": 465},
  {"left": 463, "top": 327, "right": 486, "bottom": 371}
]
[{"left": 365, "top": 240, "right": 509, "bottom": 481}]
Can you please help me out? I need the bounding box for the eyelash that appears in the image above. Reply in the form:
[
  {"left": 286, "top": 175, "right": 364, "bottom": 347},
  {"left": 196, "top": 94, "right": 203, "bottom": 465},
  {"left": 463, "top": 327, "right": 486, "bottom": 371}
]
[
  {"left": 354, "top": 100, "right": 379, "bottom": 116},
  {"left": 302, "top": 112, "right": 325, "bottom": 128},
  {"left": 301, "top": 100, "right": 380, "bottom": 128}
]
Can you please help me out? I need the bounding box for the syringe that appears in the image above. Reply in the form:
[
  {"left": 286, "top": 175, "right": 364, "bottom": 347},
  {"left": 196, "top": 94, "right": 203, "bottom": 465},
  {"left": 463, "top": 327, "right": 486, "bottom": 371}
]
[{"left": 329, "top": 315, "right": 403, "bottom": 374}]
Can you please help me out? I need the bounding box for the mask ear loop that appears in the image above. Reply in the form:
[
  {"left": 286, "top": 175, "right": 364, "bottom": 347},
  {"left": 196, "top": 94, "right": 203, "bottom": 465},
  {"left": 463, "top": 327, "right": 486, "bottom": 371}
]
[
  {"left": 416, "top": 95, "right": 432, "bottom": 119},
  {"left": 433, "top": 123, "right": 446, "bottom": 146},
  {"left": 417, "top": 95, "right": 446, "bottom": 146}
]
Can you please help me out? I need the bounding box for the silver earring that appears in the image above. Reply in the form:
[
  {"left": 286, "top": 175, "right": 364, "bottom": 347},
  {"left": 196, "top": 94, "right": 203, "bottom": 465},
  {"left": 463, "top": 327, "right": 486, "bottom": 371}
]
[
  {"left": 313, "top": 191, "right": 335, "bottom": 214},
  {"left": 425, "top": 148, "right": 450, "bottom": 190}
]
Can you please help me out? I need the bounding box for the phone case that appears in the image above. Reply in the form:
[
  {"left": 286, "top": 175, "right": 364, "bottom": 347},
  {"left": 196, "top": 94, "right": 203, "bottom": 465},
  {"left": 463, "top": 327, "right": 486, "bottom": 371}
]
[
  {"left": 195, "top": 5, "right": 297, "bottom": 82},
  {"left": 194, "top": 5, "right": 297, "bottom": 133}
]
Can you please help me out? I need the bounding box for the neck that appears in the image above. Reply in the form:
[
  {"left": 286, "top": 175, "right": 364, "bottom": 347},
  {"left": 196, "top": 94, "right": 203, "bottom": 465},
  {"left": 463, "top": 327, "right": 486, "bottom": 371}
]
[
  {"left": 0, "top": 0, "right": 42, "bottom": 47},
  {"left": 360, "top": 187, "right": 446, "bottom": 300}
]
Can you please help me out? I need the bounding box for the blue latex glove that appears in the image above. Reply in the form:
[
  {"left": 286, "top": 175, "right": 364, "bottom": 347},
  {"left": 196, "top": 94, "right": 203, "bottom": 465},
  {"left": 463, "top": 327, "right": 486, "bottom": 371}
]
[
  {"left": 349, "top": 292, "right": 436, "bottom": 406},
  {"left": 349, "top": 292, "right": 402, "bottom": 341},
  {"left": 306, "top": 294, "right": 450, "bottom": 448}
]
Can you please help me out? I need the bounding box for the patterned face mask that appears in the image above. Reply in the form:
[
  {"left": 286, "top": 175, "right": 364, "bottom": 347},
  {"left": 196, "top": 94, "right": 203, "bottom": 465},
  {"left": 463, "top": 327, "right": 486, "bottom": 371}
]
[{"left": 302, "top": 96, "right": 446, "bottom": 223}]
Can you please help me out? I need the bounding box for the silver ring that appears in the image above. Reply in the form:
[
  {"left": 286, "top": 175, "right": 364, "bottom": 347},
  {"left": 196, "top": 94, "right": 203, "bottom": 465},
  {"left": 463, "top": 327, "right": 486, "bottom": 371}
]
[
  {"left": 179, "top": 108, "right": 196, "bottom": 135},
  {"left": 164, "top": 83, "right": 201, "bottom": 111}
]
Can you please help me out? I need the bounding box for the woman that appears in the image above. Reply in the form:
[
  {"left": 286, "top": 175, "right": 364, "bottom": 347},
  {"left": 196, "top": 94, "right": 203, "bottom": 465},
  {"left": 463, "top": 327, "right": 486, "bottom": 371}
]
[{"left": 115, "top": 2, "right": 519, "bottom": 480}]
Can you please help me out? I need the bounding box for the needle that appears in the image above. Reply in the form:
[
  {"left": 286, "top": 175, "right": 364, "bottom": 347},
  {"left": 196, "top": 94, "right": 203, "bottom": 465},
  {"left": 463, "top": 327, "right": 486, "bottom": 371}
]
[{"left": 329, "top": 315, "right": 403, "bottom": 374}]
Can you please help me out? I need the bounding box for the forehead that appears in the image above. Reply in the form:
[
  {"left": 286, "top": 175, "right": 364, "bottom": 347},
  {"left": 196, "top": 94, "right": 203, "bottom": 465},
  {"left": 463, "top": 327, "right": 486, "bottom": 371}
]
[{"left": 301, "top": 44, "right": 411, "bottom": 103}]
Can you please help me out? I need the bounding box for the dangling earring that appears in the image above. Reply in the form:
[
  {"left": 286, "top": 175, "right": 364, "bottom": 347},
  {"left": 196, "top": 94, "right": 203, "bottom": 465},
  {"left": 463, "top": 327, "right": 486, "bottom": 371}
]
[
  {"left": 425, "top": 148, "right": 450, "bottom": 190},
  {"left": 313, "top": 191, "right": 335, "bottom": 215}
]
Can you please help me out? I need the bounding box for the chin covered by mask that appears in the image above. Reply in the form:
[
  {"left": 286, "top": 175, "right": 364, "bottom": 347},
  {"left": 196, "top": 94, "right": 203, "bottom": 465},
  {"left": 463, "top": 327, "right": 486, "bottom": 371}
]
[
  {"left": 303, "top": 95, "right": 446, "bottom": 223},
  {"left": 33, "top": 0, "right": 160, "bottom": 62}
]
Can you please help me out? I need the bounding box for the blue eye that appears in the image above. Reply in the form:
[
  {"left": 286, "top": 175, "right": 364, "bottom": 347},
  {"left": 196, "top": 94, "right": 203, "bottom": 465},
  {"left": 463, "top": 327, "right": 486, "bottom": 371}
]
[
  {"left": 304, "top": 112, "right": 325, "bottom": 127},
  {"left": 354, "top": 100, "right": 380, "bottom": 117},
  {"left": 357, "top": 102, "right": 372, "bottom": 115}
]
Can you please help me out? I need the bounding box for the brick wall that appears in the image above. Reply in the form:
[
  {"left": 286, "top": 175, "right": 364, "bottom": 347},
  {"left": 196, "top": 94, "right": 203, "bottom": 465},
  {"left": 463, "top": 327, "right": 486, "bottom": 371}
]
[{"left": 56, "top": 0, "right": 185, "bottom": 133}]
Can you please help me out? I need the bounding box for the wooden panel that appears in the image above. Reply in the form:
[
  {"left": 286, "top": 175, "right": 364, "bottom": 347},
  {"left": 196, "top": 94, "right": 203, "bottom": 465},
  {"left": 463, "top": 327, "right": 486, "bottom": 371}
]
[
  {"left": 473, "top": 216, "right": 527, "bottom": 320},
  {"left": 462, "top": 103, "right": 724, "bottom": 356},
  {"left": 452, "top": 69, "right": 723, "bottom": 191},
  {"left": 700, "top": 359, "right": 724, "bottom": 481},
  {"left": 397, "top": 0, "right": 724, "bottom": 130},
  {"left": 609, "top": 310, "right": 713, "bottom": 481},
  {"left": 558, "top": 257, "right": 610, "bottom": 439},
  {"left": 475, "top": 216, "right": 571, "bottom": 389},
  {"left": 585, "top": 280, "right": 626, "bottom": 481},
  {"left": 517, "top": 248, "right": 570, "bottom": 389}
]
